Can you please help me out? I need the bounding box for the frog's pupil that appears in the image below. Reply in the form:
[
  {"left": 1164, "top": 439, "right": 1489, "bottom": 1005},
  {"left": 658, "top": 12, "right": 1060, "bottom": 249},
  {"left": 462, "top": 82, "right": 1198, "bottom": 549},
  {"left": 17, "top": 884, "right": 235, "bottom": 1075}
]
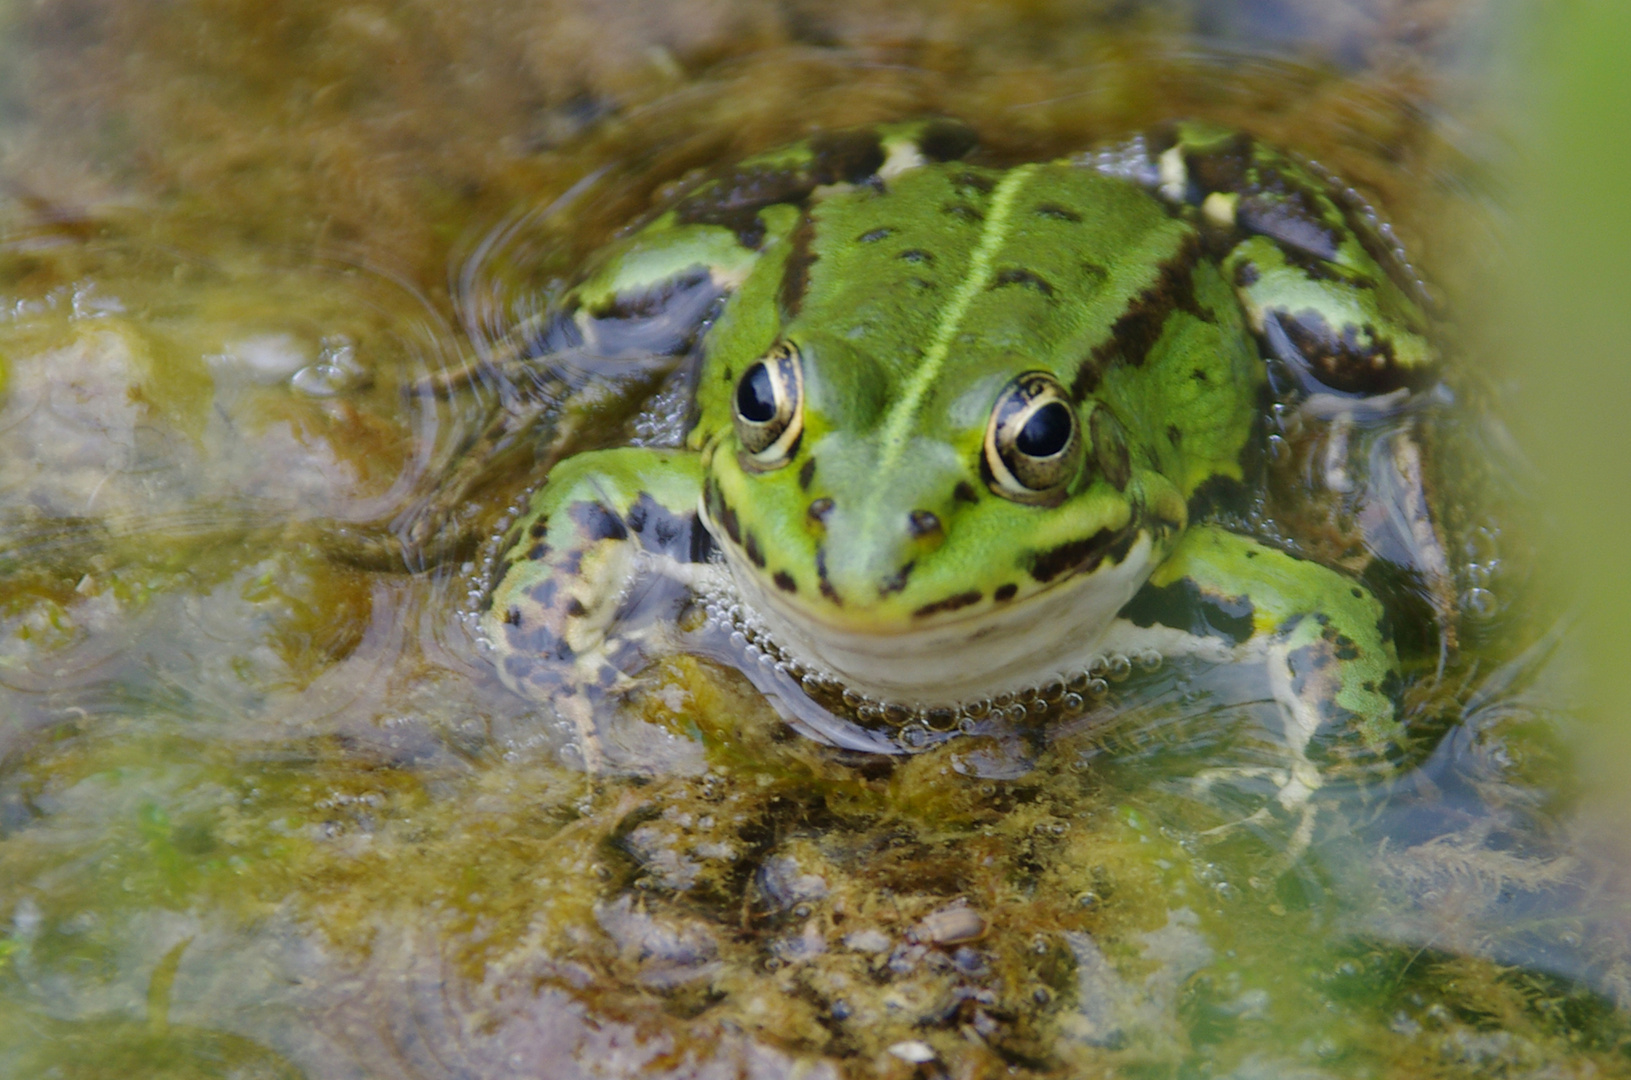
[
  {"left": 1016, "top": 402, "right": 1072, "bottom": 458},
  {"left": 737, "top": 364, "right": 777, "bottom": 423}
]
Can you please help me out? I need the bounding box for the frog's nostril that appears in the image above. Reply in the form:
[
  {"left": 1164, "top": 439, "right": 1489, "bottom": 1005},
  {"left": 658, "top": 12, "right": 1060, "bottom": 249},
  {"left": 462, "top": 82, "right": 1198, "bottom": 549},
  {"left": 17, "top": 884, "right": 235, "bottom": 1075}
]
[
  {"left": 807, "top": 498, "right": 834, "bottom": 526},
  {"left": 907, "top": 510, "right": 942, "bottom": 539}
]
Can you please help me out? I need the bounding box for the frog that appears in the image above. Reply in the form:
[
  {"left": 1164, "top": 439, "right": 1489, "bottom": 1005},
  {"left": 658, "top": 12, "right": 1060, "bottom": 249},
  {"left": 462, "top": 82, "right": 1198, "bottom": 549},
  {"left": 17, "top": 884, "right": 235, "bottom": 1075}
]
[{"left": 478, "top": 119, "right": 1443, "bottom": 830}]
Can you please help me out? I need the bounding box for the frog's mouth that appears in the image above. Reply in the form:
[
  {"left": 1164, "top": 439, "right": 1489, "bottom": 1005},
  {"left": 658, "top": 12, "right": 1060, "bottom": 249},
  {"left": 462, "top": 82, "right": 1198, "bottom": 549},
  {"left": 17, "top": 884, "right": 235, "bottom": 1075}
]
[{"left": 710, "top": 529, "right": 1158, "bottom": 710}]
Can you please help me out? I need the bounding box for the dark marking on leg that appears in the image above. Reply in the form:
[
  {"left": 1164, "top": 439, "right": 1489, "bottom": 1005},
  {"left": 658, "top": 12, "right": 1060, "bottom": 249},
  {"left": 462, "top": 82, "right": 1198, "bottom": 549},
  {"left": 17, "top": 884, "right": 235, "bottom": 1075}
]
[
  {"left": 503, "top": 606, "right": 522, "bottom": 626},
  {"left": 565, "top": 598, "right": 589, "bottom": 618},
  {"left": 744, "top": 531, "right": 766, "bottom": 568},
  {"left": 994, "top": 583, "right": 1018, "bottom": 603},
  {"left": 773, "top": 570, "right": 798, "bottom": 593},
  {"left": 690, "top": 521, "right": 717, "bottom": 564},
  {"left": 529, "top": 518, "right": 549, "bottom": 538},
  {"left": 1119, "top": 577, "right": 1256, "bottom": 646},
  {"left": 570, "top": 502, "right": 629, "bottom": 543},
  {"left": 528, "top": 542, "right": 552, "bottom": 562},
  {"left": 798, "top": 457, "right": 817, "bottom": 491},
  {"left": 1238, "top": 192, "right": 1340, "bottom": 264}
]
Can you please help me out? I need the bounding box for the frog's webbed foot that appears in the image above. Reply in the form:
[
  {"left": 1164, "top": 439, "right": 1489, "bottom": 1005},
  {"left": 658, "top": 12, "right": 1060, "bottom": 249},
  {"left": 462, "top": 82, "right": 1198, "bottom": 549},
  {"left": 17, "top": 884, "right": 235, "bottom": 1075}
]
[{"left": 483, "top": 447, "right": 709, "bottom": 772}]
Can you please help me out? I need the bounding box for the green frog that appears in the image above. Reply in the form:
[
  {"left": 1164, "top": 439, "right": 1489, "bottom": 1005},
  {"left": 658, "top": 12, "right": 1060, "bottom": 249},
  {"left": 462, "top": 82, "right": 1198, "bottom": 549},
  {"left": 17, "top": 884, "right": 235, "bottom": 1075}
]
[{"left": 481, "top": 120, "right": 1441, "bottom": 808}]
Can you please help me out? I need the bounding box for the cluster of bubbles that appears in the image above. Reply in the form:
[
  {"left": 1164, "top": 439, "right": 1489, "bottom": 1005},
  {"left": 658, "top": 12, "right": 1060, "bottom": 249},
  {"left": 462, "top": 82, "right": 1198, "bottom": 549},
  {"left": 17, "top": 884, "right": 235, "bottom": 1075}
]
[{"left": 698, "top": 589, "right": 1162, "bottom": 751}]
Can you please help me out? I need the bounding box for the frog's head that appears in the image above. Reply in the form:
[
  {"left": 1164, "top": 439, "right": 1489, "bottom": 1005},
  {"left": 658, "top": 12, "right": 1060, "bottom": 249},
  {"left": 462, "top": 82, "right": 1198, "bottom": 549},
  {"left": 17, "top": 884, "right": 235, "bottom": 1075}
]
[
  {"left": 696, "top": 327, "right": 1190, "bottom": 709},
  {"left": 692, "top": 160, "right": 1248, "bottom": 706}
]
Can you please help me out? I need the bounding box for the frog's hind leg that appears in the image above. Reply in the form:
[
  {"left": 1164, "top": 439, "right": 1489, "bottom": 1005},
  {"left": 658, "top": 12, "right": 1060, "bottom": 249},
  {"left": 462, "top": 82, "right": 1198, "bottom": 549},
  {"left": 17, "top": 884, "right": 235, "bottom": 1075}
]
[{"left": 484, "top": 447, "right": 708, "bottom": 771}]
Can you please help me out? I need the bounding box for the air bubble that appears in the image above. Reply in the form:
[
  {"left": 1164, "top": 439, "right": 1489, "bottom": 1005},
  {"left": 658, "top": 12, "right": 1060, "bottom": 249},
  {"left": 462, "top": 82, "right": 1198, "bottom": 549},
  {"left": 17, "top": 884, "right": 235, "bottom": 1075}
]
[
  {"left": 899, "top": 724, "right": 929, "bottom": 750},
  {"left": 1087, "top": 677, "right": 1109, "bottom": 698},
  {"left": 1107, "top": 654, "right": 1132, "bottom": 681},
  {"left": 1460, "top": 587, "right": 1497, "bottom": 618},
  {"left": 1137, "top": 649, "right": 1162, "bottom": 672}
]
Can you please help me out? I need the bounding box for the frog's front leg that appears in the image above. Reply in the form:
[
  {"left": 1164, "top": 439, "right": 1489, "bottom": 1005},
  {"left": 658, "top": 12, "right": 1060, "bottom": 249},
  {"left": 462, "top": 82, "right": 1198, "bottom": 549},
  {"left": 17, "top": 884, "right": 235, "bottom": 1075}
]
[
  {"left": 1115, "top": 525, "right": 1404, "bottom": 854},
  {"left": 484, "top": 448, "right": 708, "bottom": 770}
]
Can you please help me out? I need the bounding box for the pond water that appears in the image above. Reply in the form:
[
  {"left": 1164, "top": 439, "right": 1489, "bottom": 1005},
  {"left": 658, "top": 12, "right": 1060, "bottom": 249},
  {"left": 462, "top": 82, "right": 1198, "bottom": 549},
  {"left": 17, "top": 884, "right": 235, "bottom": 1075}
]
[{"left": 1, "top": 1, "right": 1627, "bottom": 1077}]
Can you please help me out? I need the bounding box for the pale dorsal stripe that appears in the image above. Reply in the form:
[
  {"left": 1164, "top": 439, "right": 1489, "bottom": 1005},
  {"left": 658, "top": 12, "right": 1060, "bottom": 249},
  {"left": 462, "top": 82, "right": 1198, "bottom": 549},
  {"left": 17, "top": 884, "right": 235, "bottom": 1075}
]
[{"left": 868, "top": 163, "right": 1039, "bottom": 504}]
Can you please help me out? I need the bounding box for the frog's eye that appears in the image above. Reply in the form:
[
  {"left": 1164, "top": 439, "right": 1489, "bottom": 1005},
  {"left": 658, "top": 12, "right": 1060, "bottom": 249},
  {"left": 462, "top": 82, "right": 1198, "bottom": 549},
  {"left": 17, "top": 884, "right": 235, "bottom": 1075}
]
[
  {"left": 984, "top": 372, "right": 1083, "bottom": 504},
  {"left": 734, "top": 341, "right": 804, "bottom": 469}
]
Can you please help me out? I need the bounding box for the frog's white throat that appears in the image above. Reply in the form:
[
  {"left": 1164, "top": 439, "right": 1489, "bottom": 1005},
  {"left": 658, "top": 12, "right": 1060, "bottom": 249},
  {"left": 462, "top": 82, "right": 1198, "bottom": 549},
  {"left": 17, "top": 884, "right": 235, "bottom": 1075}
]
[{"left": 714, "top": 533, "right": 1158, "bottom": 708}]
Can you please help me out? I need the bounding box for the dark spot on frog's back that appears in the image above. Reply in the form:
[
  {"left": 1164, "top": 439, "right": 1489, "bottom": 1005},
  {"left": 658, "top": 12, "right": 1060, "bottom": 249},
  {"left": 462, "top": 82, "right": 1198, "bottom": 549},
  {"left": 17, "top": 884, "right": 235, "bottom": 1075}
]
[
  {"left": 528, "top": 518, "right": 549, "bottom": 539},
  {"left": 990, "top": 267, "right": 1054, "bottom": 298},
  {"left": 1035, "top": 203, "right": 1082, "bottom": 223},
  {"left": 953, "top": 481, "right": 978, "bottom": 505},
  {"left": 994, "top": 583, "right": 1018, "bottom": 603},
  {"left": 913, "top": 590, "right": 982, "bottom": 619},
  {"left": 943, "top": 203, "right": 984, "bottom": 223},
  {"left": 778, "top": 214, "right": 819, "bottom": 318},
  {"left": 858, "top": 227, "right": 893, "bottom": 243},
  {"left": 1088, "top": 233, "right": 1203, "bottom": 373}
]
